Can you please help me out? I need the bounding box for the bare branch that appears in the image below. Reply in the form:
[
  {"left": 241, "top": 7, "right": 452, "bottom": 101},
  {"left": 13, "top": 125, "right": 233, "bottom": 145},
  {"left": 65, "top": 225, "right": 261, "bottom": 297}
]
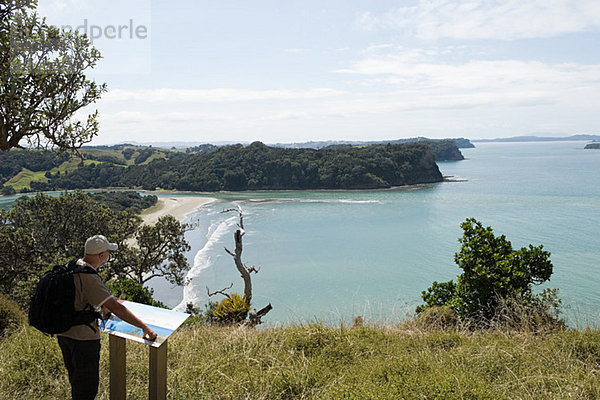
[
  {"left": 243, "top": 303, "right": 273, "bottom": 327},
  {"left": 207, "top": 283, "right": 233, "bottom": 298},
  {"left": 222, "top": 206, "right": 244, "bottom": 229},
  {"left": 246, "top": 265, "right": 260, "bottom": 274},
  {"left": 221, "top": 207, "right": 241, "bottom": 215}
]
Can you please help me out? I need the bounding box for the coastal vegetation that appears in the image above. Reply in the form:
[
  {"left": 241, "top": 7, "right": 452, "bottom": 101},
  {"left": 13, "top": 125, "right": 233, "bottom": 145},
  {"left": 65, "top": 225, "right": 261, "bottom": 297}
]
[
  {"left": 417, "top": 219, "right": 562, "bottom": 330},
  {"left": 1, "top": 3, "right": 597, "bottom": 397},
  {"left": 0, "top": 193, "right": 596, "bottom": 399},
  {"left": 0, "top": 191, "right": 189, "bottom": 307},
  {"left": 88, "top": 190, "right": 158, "bottom": 213},
  {"left": 1, "top": 141, "right": 447, "bottom": 192}
]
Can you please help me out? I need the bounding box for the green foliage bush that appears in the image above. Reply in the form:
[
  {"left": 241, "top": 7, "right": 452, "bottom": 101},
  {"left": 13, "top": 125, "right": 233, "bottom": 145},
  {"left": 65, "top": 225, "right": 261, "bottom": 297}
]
[
  {"left": 89, "top": 191, "right": 158, "bottom": 213},
  {"left": 0, "top": 192, "right": 188, "bottom": 308},
  {"left": 105, "top": 279, "right": 167, "bottom": 309},
  {"left": 415, "top": 280, "right": 455, "bottom": 314},
  {"left": 206, "top": 293, "right": 250, "bottom": 325},
  {"left": 418, "top": 218, "right": 563, "bottom": 329},
  {"left": 0, "top": 292, "right": 26, "bottom": 338},
  {"left": 0, "top": 192, "right": 130, "bottom": 306}
]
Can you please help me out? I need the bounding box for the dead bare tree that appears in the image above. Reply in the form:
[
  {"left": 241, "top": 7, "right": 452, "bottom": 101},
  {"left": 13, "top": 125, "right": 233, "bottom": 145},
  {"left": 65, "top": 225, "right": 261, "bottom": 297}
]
[{"left": 206, "top": 206, "right": 272, "bottom": 327}]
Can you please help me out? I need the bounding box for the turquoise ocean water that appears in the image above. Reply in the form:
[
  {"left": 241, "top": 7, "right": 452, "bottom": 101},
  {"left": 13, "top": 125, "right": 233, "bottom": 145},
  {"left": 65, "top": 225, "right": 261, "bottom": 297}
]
[
  {"left": 2, "top": 141, "right": 598, "bottom": 325},
  {"left": 146, "top": 141, "right": 600, "bottom": 326}
]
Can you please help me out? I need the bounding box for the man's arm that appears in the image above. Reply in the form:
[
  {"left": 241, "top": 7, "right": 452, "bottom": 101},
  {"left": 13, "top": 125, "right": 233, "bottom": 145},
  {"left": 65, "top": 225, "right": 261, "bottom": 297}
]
[{"left": 103, "top": 298, "right": 158, "bottom": 341}]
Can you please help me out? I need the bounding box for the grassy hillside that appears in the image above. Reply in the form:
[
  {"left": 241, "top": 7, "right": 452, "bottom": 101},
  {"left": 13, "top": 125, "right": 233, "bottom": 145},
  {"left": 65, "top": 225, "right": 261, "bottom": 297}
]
[
  {"left": 5, "top": 159, "right": 100, "bottom": 190},
  {"left": 80, "top": 146, "right": 184, "bottom": 166},
  {"left": 1, "top": 323, "right": 599, "bottom": 399},
  {"left": 4, "top": 168, "right": 48, "bottom": 190},
  {"left": 0, "top": 145, "right": 182, "bottom": 192}
]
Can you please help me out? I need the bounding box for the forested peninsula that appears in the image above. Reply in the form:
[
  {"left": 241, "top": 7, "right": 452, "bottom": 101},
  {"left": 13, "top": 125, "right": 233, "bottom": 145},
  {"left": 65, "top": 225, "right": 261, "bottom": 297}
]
[
  {"left": 273, "top": 137, "right": 474, "bottom": 152},
  {"left": 1, "top": 141, "right": 449, "bottom": 193}
]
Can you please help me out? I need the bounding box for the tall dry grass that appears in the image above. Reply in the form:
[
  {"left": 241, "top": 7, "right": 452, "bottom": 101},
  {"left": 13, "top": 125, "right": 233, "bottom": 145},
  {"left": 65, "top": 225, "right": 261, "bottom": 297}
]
[{"left": 1, "top": 320, "right": 600, "bottom": 399}]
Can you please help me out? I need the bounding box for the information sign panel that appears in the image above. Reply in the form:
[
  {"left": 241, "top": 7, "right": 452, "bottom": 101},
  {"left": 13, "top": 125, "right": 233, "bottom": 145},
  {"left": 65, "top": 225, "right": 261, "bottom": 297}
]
[{"left": 101, "top": 300, "right": 189, "bottom": 347}]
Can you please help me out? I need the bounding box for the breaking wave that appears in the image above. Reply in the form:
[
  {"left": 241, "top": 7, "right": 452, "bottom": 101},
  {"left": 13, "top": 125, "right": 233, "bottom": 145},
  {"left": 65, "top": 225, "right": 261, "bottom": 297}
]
[{"left": 175, "top": 213, "right": 238, "bottom": 311}]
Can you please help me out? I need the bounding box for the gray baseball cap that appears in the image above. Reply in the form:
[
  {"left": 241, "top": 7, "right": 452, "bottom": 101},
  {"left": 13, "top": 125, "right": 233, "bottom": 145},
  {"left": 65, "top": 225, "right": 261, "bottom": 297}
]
[{"left": 84, "top": 235, "right": 118, "bottom": 255}]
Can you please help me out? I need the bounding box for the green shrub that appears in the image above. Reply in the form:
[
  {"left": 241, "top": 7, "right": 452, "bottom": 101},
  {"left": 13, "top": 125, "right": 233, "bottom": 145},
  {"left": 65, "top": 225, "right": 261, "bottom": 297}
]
[
  {"left": 0, "top": 292, "right": 26, "bottom": 338},
  {"left": 206, "top": 293, "right": 249, "bottom": 325},
  {"left": 106, "top": 279, "right": 168, "bottom": 308},
  {"left": 415, "top": 281, "right": 455, "bottom": 314},
  {"left": 418, "top": 218, "right": 563, "bottom": 329}
]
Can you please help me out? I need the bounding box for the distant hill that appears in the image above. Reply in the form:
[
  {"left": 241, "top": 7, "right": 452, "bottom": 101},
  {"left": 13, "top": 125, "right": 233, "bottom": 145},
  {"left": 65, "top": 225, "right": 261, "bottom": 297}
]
[
  {"left": 584, "top": 143, "right": 600, "bottom": 149},
  {"left": 116, "top": 137, "right": 474, "bottom": 150},
  {"left": 315, "top": 140, "right": 464, "bottom": 162},
  {"left": 272, "top": 137, "right": 474, "bottom": 150},
  {"left": 474, "top": 134, "right": 600, "bottom": 143},
  {"left": 1, "top": 140, "right": 464, "bottom": 193}
]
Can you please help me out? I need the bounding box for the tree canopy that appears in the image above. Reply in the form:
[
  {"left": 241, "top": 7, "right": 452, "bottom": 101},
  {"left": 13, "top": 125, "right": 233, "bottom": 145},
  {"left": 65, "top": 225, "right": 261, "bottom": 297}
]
[
  {"left": 0, "top": 0, "right": 106, "bottom": 151},
  {"left": 6, "top": 141, "right": 443, "bottom": 192},
  {"left": 0, "top": 191, "right": 189, "bottom": 307},
  {"left": 417, "top": 218, "right": 560, "bottom": 326}
]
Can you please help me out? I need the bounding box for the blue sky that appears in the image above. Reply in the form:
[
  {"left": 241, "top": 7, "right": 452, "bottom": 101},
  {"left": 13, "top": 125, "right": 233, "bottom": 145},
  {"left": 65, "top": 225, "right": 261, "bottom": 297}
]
[{"left": 38, "top": 0, "right": 600, "bottom": 145}]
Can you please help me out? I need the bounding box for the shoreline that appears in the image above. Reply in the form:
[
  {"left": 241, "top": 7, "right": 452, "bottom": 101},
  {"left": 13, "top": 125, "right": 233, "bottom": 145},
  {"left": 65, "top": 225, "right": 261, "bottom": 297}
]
[{"left": 139, "top": 196, "right": 216, "bottom": 225}]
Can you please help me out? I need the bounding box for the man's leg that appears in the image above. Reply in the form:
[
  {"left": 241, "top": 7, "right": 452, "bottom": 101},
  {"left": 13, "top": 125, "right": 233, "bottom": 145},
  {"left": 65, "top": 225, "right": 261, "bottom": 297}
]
[{"left": 58, "top": 336, "right": 101, "bottom": 400}]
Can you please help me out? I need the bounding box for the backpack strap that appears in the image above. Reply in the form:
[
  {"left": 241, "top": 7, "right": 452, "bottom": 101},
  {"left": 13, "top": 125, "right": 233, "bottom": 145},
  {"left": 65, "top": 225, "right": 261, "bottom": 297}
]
[
  {"left": 67, "top": 259, "right": 98, "bottom": 275},
  {"left": 68, "top": 259, "right": 102, "bottom": 333}
]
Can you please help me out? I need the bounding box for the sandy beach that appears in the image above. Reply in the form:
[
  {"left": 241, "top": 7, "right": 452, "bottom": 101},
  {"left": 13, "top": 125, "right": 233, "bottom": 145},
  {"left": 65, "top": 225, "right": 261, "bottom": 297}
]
[{"left": 139, "top": 196, "right": 216, "bottom": 225}]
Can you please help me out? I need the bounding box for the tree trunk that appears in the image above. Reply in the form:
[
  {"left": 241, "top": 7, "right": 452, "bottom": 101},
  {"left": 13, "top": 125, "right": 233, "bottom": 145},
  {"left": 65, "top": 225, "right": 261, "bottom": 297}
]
[
  {"left": 0, "top": 116, "right": 8, "bottom": 151},
  {"left": 221, "top": 207, "right": 272, "bottom": 326},
  {"left": 227, "top": 220, "right": 252, "bottom": 304}
]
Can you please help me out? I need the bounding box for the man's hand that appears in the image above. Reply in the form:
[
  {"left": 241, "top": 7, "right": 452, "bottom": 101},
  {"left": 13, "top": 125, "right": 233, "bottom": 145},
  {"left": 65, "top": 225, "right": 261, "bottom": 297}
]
[
  {"left": 101, "top": 305, "right": 112, "bottom": 320},
  {"left": 104, "top": 298, "right": 157, "bottom": 341},
  {"left": 143, "top": 326, "right": 157, "bottom": 341}
]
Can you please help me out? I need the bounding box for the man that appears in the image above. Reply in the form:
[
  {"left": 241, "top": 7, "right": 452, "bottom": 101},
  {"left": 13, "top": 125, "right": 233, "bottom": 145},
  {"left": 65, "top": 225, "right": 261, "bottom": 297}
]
[{"left": 57, "top": 234, "right": 157, "bottom": 400}]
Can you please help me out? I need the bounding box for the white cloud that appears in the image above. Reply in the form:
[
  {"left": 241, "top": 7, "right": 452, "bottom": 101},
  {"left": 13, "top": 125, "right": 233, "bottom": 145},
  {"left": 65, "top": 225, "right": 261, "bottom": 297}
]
[
  {"left": 263, "top": 111, "right": 312, "bottom": 121},
  {"left": 101, "top": 111, "right": 234, "bottom": 124},
  {"left": 103, "top": 88, "right": 346, "bottom": 103},
  {"left": 337, "top": 52, "right": 600, "bottom": 94},
  {"left": 284, "top": 48, "right": 308, "bottom": 54},
  {"left": 357, "top": 0, "right": 600, "bottom": 40}
]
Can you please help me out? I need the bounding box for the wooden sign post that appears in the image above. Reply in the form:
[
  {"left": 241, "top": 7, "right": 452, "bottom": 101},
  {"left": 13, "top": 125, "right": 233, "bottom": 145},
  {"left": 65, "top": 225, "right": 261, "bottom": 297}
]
[
  {"left": 109, "top": 335, "right": 127, "bottom": 400},
  {"left": 102, "top": 300, "right": 190, "bottom": 400},
  {"left": 149, "top": 342, "right": 168, "bottom": 400},
  {"left": 109, "top": 337, "right": 169, "bottom": 400}
]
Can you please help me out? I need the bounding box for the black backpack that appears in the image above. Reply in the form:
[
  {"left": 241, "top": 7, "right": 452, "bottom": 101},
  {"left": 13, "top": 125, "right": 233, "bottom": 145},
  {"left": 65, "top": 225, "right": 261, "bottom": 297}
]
[{"left": 28, "top": 259, "right": 102, "bottom": 335}]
